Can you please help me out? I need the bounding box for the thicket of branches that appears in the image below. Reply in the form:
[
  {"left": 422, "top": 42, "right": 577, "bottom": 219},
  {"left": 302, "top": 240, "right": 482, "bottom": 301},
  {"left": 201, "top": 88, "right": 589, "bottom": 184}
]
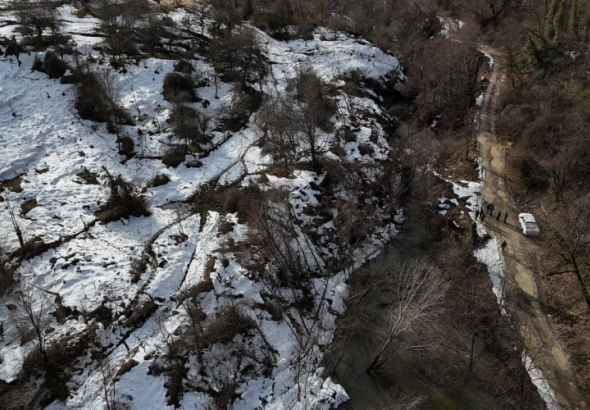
[{"left": 11, "top": 0, "right": 62, "bottom": 44}]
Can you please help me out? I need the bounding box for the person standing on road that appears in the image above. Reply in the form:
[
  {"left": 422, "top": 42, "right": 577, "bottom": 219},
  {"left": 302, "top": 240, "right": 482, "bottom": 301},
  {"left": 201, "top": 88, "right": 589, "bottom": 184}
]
[
  {"left": 503, "top": 212, "right": 508, "bottom": 223},
  {"left": 501, "top": 240, "right": 507, "bottom": 252},
  {"left": 496, "top": 211, "right": 501, "bottom": 221},
  {"left": 489, "top": 203, "right": 495, "bottom": 215}
]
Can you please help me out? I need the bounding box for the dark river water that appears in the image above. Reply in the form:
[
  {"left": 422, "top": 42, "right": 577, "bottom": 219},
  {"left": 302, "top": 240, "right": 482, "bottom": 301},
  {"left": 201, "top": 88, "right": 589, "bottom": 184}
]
[{"left": 334, "top": 222, "right": 501, "bottom": 410}]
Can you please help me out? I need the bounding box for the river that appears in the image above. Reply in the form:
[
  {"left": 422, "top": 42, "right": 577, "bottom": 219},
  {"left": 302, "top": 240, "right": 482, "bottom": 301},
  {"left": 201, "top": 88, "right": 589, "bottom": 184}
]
[{"left": 333, "top": 220, "right": 503, "bottom": 410}]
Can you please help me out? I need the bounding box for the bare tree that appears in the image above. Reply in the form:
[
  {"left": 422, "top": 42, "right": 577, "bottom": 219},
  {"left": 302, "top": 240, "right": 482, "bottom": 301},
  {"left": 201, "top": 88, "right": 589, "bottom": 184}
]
[
  {"left": 12, "top": 282, "right": 53, "bottom": 363},
  {"left": 137, "top": 13, "right": 164, "bottom": 56},
  {"left": 101, "top": 70, "right": 125, "bottom": 137},
  {"left": 287, "top": 68, "right": 336, "bottom": 169},
  {"left": 204, "top": 0, "right": 241, "bottom": 34},
  {"left": 98, "top": 358, "right": 118, "bottom": 410},
  {"left": 257, "top": 98, "right": 299, "bottom": 167},
  {"left": 397, "top": 126, "right": 447, "bottom": 238},
  {"left": 181, "top": 294, "right": 206, "bottom": 364},
  {"left": 258, "top": 69, "right": 335, "bottom": 170},
  {"left": 365, "top": 257, "right": 448, "bottom": 372},
  {"left": 209, "top": 27, "right": 268, "bottom": 91},
  {"left": 7, "top": 201, "right": 25, "bottom": 250},
  {"left": 538, "top": 195, "right": 590, "bottom": 308},
  {"left": 471, "top": 0, "right": 512, "bottom": 26},
  {"left": 0, "top": 236, "right": 14, "bottom": 294},
  {"left": 12, "top": 0, "right": 61, "bottom": 42},
  {"left": 407, "top": 38, "right": 478, "bottom": 129}
]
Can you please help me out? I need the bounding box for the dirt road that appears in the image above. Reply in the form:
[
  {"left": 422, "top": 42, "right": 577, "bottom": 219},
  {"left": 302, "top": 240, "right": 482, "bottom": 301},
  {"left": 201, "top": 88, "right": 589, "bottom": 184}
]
[{"left": 477, "top": 45, "right": 588, "bottom": 410}]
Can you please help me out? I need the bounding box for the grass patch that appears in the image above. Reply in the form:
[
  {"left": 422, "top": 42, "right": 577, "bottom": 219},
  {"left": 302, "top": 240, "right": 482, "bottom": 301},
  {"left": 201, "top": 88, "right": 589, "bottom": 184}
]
[
  {"left": 76, "top": 169, "right": 99, "bottom": 185},
  {"left": 21, "top": 199, "right": 37, "bottom": 216},
  {"left": 0, "top": 176, "right": 23, "bottom": 193}
]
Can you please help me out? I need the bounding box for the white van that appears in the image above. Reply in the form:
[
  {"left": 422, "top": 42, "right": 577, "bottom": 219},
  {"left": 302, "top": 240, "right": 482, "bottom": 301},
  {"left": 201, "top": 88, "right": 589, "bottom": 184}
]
[{"left": 518, "top": 213, "right": 540, "bottom": 236}]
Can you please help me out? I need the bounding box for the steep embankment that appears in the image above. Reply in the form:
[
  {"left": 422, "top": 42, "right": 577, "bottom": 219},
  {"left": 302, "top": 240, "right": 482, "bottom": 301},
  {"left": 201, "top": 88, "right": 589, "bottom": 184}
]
[{"left": 0, "top": 5, "right": 405, "bottom": 408}]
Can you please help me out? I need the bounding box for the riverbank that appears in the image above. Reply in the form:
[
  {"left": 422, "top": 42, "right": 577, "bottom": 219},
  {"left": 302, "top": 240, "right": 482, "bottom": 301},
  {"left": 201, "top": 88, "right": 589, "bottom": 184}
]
[{"left": 327, "top": 181, "right": 546, "bottom": 409}]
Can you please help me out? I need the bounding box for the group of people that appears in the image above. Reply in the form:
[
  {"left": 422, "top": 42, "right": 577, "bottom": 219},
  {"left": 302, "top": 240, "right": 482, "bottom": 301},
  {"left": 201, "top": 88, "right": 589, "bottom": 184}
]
[
  {"left": 475, "top": 203, "right": 508, "bottom": 224},
  {"left": 475, "top": 202, "right": 508, "bottom": 252}
]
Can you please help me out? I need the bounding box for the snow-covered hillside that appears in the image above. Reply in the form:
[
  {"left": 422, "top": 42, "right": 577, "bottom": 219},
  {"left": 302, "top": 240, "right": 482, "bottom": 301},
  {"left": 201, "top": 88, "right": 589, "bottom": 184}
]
[{"left": 0, "top": 4, "right": 403, "bottom": 409}]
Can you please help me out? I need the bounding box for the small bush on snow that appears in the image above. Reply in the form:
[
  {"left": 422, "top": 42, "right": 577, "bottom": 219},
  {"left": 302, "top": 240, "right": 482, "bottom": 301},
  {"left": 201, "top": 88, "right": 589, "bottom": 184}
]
[
  {"left": 75, "top": 71, "right": 132, "bottom": 126},
  {"left": 169, "top": 105, "right": 209, "bottom": 146},
  {"left": 173, "top": 59, "right": 194, "bottom": 74},
  {"left": 95, "top": 169, "right": 150, "bottom": 223},
  {"left": 43, "top": 52, "right": 67, "bottom": 79},
  {"left": 161, "top": 146, "right": 187, "bottom": 168},
  {"left": 221, "top": 185, "right": 262, "bottom": 222},
  {"left": 163, "top": 72, "right": 198, "bottom": 103},
  {"left": 203, "top": 305, "right": 254, "bottom": 346},
  {"left": 148, "top": 173, "right": 171, "bottom": 187},
  {"left": 118, "top": 135, "right": 134, "bottom": 156}
]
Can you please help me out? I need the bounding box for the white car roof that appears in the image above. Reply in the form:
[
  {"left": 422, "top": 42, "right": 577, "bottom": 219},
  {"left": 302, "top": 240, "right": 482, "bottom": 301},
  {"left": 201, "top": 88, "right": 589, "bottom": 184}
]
[{"left": 519, "top": 213, "right": 537, "bottom": 223}]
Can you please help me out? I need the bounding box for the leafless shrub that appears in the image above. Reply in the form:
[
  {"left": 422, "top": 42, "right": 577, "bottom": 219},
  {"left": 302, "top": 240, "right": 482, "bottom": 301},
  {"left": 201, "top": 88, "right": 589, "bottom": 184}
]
[
  {"left": 12, "top": 0, "right": 62, "bottom": 43},
  {"left": 11, "top": 283, "right": 53, "bottom": 365},
  {"left": 220, "top": 84, "right": 262, "bottom": 132},
  {"left": 181, "top": 296, "right": 206, "bottom": 363},
  {"left": 126, "top": 300, "right": 158, "bottom": 328},
  {"left": 0, "top": 239, "right": 14, "bottom": 294},
  {"left": 115, "top": 359, "right": 139, "bottom": 380},
  {"left": 95, "top": 168, "right": 150, "bottom": 223},
  {"left": 222, "top": 185, "right": 262, "bottom": 222},
  {"left": 0, "top": 384, "right": 38, "bottom": 409},
  {"left": 212, "top": 380, "right": 237, "bottom": 409},
  {"left": 173, "top": 59, "right": 194, "bottom": 74},
  {"left": 129, "top": 255, "right": 150, "bottom": 284},
  {"left": 99, "top": 358, "right": 118, "bottom": 410},
  {"left": 169, "top": 104, "right": 210, "bottom": 147},
  {"left": 41, "top": 52, "right": 63, "bottom": 76},
  {"left": 118, "top": 135, "right": 135, "bottom": 156},
  {"left": 217, "top": 218, "right": 235, "bottom": 235},
  {"left": 162, "top": 146, "right": 187, "bottom": 168},
  {"left": 163, "top": 353, "right": 187, "bottom": 408},
  {"left": 176, "top": 280, "right": 213, "bottom": 307},
  {"left": 163, "top": 73, "right": 197, "bottom": 103},
  {"left": 75, "top": 70, "right": 132, "bottom": 129},
  {"left": 203, "top": 304, "right": 254, "bottom": 346},
  {"left": 148, "top": 174, "right": 171, "bottom": 188}
]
